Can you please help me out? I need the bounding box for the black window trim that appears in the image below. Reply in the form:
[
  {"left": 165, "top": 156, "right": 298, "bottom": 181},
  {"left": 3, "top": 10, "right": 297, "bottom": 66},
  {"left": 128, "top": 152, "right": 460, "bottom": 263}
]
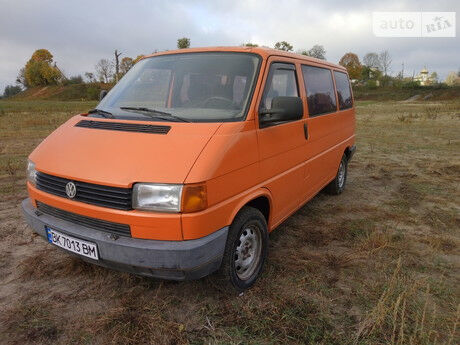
[
  {"left": 258, "top": 61, "right": 302, "bottom": 129},
  {"left": 301, "top": 64, "right": 339, "bottom": 118},
  {"left": 333, "top": 70, "right": 354, "bottom": 111}
]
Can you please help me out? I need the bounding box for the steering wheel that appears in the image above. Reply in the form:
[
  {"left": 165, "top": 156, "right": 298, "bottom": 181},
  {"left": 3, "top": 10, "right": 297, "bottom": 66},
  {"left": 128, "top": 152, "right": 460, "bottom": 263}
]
[{"left": 202, "top": 96, "right": 234, "bottom": 108}]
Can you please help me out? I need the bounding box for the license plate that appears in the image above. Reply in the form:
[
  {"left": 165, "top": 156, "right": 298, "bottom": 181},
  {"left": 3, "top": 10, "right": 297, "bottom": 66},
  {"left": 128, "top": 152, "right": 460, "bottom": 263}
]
[{"left": 45, "top": 227, "right": 99, "bottom": 260}]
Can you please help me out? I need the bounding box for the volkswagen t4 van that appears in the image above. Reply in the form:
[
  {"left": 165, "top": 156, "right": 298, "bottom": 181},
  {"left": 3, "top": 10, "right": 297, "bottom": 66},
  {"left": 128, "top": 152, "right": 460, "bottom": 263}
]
[{"left": 22, "top": 47, "right": 356, "bottom": 291}]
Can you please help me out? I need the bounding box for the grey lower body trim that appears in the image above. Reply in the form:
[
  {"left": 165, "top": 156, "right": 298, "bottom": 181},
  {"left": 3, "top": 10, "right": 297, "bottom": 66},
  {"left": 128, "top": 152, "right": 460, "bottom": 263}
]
[{"left": 22, "top": 198, "right": 228, "bottom": 280}]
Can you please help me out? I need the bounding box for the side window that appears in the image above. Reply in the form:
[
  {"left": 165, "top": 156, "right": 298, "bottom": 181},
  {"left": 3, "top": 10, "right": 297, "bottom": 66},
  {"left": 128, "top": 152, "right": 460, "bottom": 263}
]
[
  {"left": 302, "top": 65, "right": 337, "bottom": 116},
  {"left": 334, "top": 71, "right": 353, "bottom": 110},
  {"left": 260, "top": 63, "right": 298, "bottom": 110}
]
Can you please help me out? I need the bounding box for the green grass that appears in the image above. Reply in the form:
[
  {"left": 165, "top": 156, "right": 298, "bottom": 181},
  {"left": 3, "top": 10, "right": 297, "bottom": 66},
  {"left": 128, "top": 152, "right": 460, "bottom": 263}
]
[
  {"left": 0, "top": 99, "right": 97, "bottom": 113},
  {"left": 353, "top": 85, "right": 460, "bottom": 101}
]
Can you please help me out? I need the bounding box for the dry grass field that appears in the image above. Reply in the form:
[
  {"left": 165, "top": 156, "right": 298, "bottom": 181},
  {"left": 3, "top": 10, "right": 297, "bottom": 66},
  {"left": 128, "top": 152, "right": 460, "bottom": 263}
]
[{"left": 0, "top": 99, "right": 459, "bottom": 345}]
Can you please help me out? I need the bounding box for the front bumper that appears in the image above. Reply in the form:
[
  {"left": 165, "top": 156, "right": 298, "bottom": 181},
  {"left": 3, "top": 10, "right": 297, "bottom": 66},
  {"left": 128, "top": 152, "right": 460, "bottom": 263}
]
[{"left": 22, "top": 198, "right": 228, "bottom": 280}]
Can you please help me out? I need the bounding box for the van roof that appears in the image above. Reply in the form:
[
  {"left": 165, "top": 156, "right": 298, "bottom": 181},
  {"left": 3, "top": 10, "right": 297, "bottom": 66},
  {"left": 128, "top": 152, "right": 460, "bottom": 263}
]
[{"left": 143, "top": 46, "right": 346, "bottom": 72}]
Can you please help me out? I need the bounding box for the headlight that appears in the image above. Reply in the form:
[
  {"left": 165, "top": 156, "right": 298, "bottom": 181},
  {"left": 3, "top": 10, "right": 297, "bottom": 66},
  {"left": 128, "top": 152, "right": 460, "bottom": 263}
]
[
  {"left": 133, "top": 183, "right": 183, "bottom": 212},
  {"left": 27, "top": 160, "right": 37, "bottom": 186}
]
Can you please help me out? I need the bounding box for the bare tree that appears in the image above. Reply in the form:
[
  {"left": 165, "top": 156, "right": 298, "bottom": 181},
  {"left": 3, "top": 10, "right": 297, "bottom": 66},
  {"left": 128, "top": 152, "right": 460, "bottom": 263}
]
[
  {"left": 95, "top": 59, "right": 114, "bottom": 83},
  {"left": 379, "top": 50, "right": 392, "bottom": 76},
  {"left": 84, "top": 72, "right": 95, "bottom": 83},
  {"left": 363, "top": 52, "right": 381, "bottom": 70},
  {"left": 114, "top": 50, "right": 122, "bottom": 82}
]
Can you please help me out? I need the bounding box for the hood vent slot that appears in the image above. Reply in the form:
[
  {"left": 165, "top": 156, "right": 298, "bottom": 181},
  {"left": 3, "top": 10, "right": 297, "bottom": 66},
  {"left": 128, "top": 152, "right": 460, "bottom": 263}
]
[{"left": 76, "top": 120, "right": 171, "bottom": 134}]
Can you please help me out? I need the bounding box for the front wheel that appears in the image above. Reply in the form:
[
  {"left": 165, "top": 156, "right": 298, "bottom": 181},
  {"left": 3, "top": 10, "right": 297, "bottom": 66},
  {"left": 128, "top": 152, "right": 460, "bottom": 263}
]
[
  {"left": 325, "top": 154, "right": 348, "bottom": 195},
  {"left": 218, "top": 206, "right": 268, "bottom": 292}
]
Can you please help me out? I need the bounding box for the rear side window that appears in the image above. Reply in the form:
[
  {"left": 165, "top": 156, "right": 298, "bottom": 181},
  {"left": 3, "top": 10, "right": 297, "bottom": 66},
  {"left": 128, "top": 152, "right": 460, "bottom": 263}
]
[
  {"left": 261, "top": 63, "right": 298, "bottom": 109},
  {"left": 302, "top": 65, "right": 337, "bottom": 116},
  {"left": 334, "top": 71, "right": 353, "bottom": 110}
]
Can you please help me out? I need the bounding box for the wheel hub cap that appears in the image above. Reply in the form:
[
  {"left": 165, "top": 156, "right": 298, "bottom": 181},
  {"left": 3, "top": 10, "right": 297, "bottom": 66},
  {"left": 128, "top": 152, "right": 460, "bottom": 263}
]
[{"left": 234, "top": 225, "right": 262, "bottom": 280}]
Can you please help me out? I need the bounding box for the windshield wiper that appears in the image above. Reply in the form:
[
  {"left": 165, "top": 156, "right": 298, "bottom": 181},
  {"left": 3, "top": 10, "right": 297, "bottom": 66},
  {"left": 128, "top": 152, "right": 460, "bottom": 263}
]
[
  {"left": 88, "top": 108, "right": 114, "bottom": 118},
  {"left": 120, "top": 106, "right": 191, "bottom": 123}
]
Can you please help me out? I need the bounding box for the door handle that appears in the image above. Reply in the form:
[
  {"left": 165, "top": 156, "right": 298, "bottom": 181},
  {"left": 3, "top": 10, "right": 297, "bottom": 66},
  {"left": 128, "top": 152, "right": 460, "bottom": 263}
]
[{"left": 303, "top": 123, "right": 309, "bottom": 140}]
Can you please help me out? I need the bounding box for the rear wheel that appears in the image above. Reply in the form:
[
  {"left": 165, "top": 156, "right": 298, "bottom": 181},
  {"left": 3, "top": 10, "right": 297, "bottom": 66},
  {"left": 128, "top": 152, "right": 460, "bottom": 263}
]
[
  {"left": 325, "top": 154, "right": 348, "bottom": 195},
  {"left": 218, "top": 206, "right": 268, "bottom": 292}
]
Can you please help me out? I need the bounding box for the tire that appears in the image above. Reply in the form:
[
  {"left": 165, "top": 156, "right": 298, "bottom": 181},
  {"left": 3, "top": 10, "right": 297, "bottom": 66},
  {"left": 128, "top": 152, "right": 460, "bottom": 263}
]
[
  {"left": 217, "top": 206, "right": 268, "bottom": 292},
  {"left": 325, "top": 154, "right": 348, "bottom": 195}
]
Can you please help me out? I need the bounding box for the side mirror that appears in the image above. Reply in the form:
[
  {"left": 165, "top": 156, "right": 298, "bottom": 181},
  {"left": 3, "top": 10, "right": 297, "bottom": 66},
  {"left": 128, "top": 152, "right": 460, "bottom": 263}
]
[
  {"left": 99, "top": 90, "right": 108, "bottom": 101},
  {"left": 259, "top": 96, "right": 303, "bottom": 126}
]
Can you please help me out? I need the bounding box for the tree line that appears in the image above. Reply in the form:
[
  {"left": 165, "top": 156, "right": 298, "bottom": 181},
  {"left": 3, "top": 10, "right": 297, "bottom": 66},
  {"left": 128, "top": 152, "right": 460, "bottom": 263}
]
[{"left": 2, "top": 37, "right": 459, "bottom": 98}]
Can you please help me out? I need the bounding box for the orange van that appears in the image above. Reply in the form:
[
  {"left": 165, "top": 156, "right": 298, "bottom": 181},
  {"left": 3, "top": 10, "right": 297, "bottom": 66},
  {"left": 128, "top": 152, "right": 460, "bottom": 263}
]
[{"left": 22, "top": 47, "right": 355, "bottom": 291}]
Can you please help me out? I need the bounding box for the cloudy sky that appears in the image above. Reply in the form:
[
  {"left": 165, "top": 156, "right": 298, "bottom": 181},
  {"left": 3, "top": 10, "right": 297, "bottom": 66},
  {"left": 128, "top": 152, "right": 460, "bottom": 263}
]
[{"left": 0, "top": 0, "right": 458, "bottom": 91}]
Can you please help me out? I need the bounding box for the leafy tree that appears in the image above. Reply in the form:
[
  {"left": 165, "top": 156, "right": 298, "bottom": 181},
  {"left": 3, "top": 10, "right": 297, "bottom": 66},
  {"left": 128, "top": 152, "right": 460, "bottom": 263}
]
[
  {"left": 3, "top": 85, "right": 22, "bottom": 98},
  {"left": 31, "top": 49, "right": 53, "bottom": 63},
  {"left": 177, "top": 37, "right": 190, "bottom": 49},
  {"left": 95, "top": 59, "right": 114, "bottom": 83},
  {"left": 120, "top": 57, "right": 134, "bottom": 75},
  {"left": 242, "top": 43, "right": 258, "bottom": 47},
  {"left": 363, "top": 52, "right": 381, "bottom": 70},
  {"left": 23, "top": 49, "right": 62, "bottom": 87},
  {"left": 301, "top": 45, "right": 326, "bottom": 60},
  {"left": 274, "top": 41, "right": 293, "bottom": 51},
  {"left": 133, "top": 55, "right": 145, "bottom": 64},
  {"left": 430, "top": 72, "right": 438, "bottom": 83},
  {"left": 361, "top": 65, "right": 382, "bottom": 81},
  {"left": 339, "top": 52, "right": 362, "bottom": 80}
]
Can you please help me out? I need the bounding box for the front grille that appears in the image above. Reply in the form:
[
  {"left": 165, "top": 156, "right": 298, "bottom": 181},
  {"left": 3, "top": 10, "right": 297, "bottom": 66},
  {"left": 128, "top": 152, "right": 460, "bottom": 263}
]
[
  {"left": 36, "top": 172, "right": 132, "bottom": 210},
  {"left": 37, "top": 202, "right": 131, "bottom": 237},
  {"left": 76, "top": 120, "right": 171, "bottom": 134}
]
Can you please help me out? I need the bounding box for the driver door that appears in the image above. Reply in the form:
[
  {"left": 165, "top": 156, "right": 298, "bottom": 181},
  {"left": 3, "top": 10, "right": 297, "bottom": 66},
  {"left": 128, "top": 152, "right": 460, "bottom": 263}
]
[{"left": 256, "top": 58, "right": 307, "bottom": 228}]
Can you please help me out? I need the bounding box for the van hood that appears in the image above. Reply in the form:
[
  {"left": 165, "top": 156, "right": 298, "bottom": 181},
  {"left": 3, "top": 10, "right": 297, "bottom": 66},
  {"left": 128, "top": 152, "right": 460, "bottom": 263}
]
[{"left": 30, "top": 116, "right": 221, "bottom": 187}]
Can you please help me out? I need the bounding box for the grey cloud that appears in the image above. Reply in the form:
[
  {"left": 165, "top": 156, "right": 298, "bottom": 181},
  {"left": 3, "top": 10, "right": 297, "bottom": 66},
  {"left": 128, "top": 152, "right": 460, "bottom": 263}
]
[{"left": 0, "top": 0, "right": 458, "bottom": 91}]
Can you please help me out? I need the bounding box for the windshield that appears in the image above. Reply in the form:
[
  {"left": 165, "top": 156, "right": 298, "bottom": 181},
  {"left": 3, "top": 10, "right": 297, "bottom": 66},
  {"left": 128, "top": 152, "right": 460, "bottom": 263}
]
[{"left": 96, "top": 52, "right": 261, "bottom": 122}]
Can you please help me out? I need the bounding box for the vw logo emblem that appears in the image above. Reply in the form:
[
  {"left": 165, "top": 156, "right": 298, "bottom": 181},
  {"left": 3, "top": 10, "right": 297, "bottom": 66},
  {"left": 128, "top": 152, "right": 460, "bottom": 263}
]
[{"left": 65, "top": 182, "right": 77, "bottom": 198}]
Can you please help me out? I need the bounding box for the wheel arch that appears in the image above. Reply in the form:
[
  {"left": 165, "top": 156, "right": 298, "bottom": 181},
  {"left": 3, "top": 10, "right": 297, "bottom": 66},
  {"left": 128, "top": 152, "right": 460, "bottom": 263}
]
[
  {"left": 344, "top": 144, "right": 356, "bottom": 161},
  {"left": 229, "top": 189, "right": 273, "bottom": 229}
]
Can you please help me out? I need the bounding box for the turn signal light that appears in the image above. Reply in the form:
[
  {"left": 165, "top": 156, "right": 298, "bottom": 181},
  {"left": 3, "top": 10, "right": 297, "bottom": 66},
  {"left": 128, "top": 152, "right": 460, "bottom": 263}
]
[{"left": 182, "top": 183, "right": 207, "bottom": 213}]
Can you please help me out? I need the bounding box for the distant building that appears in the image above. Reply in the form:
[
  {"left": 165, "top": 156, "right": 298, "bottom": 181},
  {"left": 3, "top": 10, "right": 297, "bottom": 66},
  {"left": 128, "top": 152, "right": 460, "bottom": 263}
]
[{"left": 414, "top": 67, "right": 435, "bottom": 86}]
